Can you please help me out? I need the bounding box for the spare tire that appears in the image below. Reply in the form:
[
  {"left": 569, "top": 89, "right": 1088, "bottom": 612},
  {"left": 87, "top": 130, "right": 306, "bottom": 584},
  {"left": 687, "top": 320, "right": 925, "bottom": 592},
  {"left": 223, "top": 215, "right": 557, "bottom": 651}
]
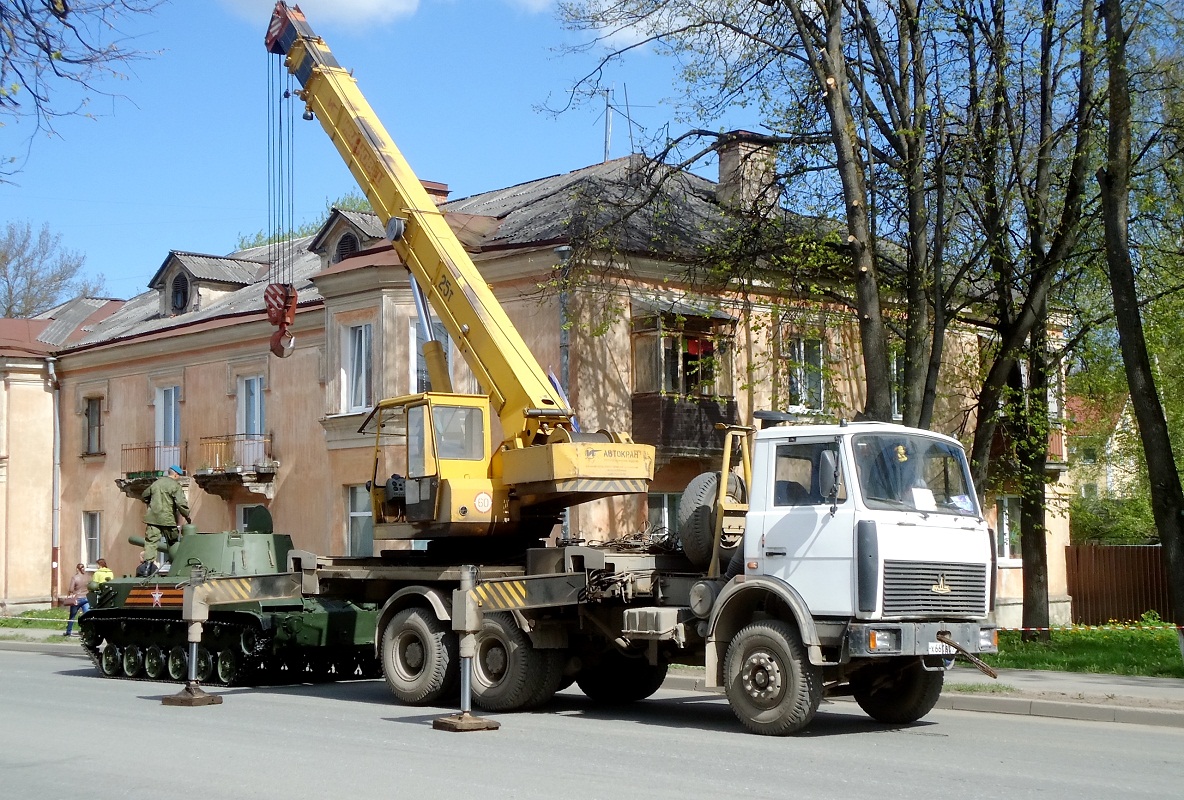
[{"left": 677, "top": 471, "right": 745, "bottom": 568}]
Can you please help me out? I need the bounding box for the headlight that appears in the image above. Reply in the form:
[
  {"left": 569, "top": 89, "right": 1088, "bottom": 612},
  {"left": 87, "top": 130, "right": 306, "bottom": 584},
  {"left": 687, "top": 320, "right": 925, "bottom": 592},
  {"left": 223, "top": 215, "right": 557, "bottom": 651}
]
[
  {"left": 868, "top": 628, "right": 900, "bottom": 652},
  {"left": 979, "top": 627, "right": 998, "bottom": 652}
]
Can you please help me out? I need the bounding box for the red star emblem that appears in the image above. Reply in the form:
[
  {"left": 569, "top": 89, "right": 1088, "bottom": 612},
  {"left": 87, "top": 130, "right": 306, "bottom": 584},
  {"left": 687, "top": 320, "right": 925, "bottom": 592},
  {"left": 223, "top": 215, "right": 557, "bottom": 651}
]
[{"left": 150, "top": 587, "right": 164, "bottom": 607}]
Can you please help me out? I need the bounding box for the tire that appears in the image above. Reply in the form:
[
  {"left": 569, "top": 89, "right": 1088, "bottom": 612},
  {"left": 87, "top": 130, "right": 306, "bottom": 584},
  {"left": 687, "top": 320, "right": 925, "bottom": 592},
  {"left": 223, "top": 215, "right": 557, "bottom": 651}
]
[
  {"left": 576, "top": 648, "right": 669, "bottom": 704},
  {"left": 724, "top": 620, "right": 821, "bottom": 736},
  {"left": 851, "top": 658, "right": 945, "bottom": 724},
  {"left": 381, "top": 607, "right": 458, "bottom": 705},
  {"left": 524, "top": 648, "right": 568, "bottom": 709},
  {"left": 144, "top": 645, "right": 166, "bottom": 680},
  {"left": 677, "top": 471, "right": 745, "bottom": 568},
  {"left": 167, "top": 646, "right": 187, "bottom": 681},
  {"left": 471, "top": 612, "right": 548, "bottom": 713},
  {"left": 100, "top": 643, "right": 121, "bottom": 677},
  {"left": 121, "top": 644, "right": 144, "bottom": 678},
  {"left": 216, "top": 650, "right": 239, "bottom": 685}
]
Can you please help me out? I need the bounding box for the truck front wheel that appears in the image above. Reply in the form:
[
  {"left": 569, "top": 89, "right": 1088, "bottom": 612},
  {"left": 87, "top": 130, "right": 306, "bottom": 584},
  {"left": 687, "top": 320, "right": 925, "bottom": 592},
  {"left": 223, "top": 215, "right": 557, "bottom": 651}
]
[
  {"left": 851, "top": 658, "right": 944, "bottom": 724},
  {"left": 381, "top": 607, "right": 458, "bottom": 705},
  {"left": 725, "top": 620, "right": 821, "bottom": 736}
]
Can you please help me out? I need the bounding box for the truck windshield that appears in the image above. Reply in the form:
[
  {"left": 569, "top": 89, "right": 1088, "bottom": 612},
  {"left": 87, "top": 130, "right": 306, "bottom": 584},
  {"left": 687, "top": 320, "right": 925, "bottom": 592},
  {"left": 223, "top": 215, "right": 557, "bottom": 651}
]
[{"left": 852, "top": 433, "right": 978, "bottom": 516}]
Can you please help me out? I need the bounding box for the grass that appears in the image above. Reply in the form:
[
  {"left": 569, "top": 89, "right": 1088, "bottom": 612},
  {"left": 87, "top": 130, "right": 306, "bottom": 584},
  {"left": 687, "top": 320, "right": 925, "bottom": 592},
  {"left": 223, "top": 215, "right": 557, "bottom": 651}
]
[
  {"left": 981, "top": 622, "right": 1184, "bottom": 679},
  {"left": 0, "top": 608, "right": 69, "bottom": 630}
]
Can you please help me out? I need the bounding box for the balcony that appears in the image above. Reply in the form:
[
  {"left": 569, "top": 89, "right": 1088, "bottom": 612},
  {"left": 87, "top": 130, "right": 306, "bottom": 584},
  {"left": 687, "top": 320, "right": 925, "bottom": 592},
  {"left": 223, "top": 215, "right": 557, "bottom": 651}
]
[
  {"left": 631, "top": 394, "right": 739, "bottom": 467},
  {"left": 191, "top": 434, "right": 278, "bottom": 501},
  {"left": 116, "top": 441, "right": 188, "bottom": 499}
]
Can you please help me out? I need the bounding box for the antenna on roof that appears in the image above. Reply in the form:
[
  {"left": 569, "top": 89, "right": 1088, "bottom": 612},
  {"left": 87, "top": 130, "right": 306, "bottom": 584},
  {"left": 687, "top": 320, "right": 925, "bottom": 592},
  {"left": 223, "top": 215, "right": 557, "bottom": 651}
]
[{"left": 599, "top": 88, "right": 613, "bottom": 163}]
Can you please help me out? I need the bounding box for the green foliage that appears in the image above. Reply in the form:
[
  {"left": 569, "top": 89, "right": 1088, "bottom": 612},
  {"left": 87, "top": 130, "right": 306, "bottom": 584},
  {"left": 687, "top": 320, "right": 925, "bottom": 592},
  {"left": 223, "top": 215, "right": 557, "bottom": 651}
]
[
  {"left": 1069, "top": 493, "right": 1157, "bottom": 544},
  {"left": 237, "top": 191, "right": 373, "bottom": 250},
  {"left": 0, "top": 607, "right": 69, "bottom": 629},
  {"left": 981, "top": 622, "right": 1184, "bottom": 679}
]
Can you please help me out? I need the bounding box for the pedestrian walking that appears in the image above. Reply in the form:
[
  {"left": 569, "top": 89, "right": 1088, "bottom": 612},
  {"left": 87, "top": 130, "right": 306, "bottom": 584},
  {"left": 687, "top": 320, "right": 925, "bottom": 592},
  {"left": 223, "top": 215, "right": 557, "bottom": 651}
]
[{"left": 62, "top": 563, "right": 90, "bottom": 637}]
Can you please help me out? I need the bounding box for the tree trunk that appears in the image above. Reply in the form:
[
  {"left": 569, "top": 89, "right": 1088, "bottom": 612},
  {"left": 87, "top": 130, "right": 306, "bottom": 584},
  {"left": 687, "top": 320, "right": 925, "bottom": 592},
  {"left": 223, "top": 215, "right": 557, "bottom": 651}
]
[
  {"left": 1098, "top": 0, "right": 1184, "bottom": 655},
  {"left": 1019, "top": 301, "right": 1052, "bottom": 642}
]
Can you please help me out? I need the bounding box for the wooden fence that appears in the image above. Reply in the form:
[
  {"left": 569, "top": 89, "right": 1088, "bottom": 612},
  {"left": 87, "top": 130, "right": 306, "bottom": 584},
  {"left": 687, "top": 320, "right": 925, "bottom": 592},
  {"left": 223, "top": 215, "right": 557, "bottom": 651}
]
[{"left": 1064, "top": 545, "right": 1174, "bottom": 624}]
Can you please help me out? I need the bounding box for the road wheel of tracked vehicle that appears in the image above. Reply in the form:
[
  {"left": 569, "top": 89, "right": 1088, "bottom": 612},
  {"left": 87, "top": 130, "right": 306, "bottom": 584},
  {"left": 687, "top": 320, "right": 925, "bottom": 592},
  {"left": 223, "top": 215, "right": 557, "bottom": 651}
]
[
  {"left": 194, "top": 646, "right": 214, "bottom": 683},
  {"left": 472, "top": 612, "right": 549, "bottom": 713},
  {"left": 381, "top": 607, "right": 458, "bottom": 705},
  {"left": 851, "top": 658, "right": 945, "bottom": 725},
  {"left": 121, "top": 644, "right": 144, "bottom": 678},
  {"left": 724, "top": 620, "right": 821, "bottom": 736},
  {"left": 144, "top": 645, "right": 166, "bottom": 680},
  {"left": 677, "top": 471, "right": 746, "bottom": 569},
  {"left": 575, "top": 649, "right": 669, "bottom": 704},
  {"left": 99, "top": 643, "right": 121, "bottom": 677},
  {"left": 216, "top": 649, "right": 239, "bottom": 685},
  {"left": 167, "top": 646, "right": 187, "bottom": 681}
]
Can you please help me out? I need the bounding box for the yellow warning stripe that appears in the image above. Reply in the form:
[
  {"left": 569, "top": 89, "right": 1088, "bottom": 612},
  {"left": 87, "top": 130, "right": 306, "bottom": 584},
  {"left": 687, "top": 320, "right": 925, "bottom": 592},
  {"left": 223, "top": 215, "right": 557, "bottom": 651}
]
[
  {"left": 472, "top": 579, "right": 528, "bottom": 611},
  {"left": 554, "top": 479, "right": 649, "bottom": 493},
  {"left": 200, "top": 578, "right": 257, "bottom": 604}
]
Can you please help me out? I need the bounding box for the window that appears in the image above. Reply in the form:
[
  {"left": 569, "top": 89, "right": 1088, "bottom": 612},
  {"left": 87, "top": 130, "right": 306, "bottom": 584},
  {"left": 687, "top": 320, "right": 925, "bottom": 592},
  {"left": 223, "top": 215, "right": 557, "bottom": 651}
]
[
  {"left": 632, "top": 314, "right": 734, "bottom": 398},
  {"left": 344, "top": 323, "right": 373, "bottom": 412},
  {"left": 84, "top": 397, "right": 103, "bottom": 454},
  {"left": 237, "top": 375, "right": 267, "bottom": 466},
  {"left": 995, "top": 495, "right": 1021, "bottom": 560},
  {"left": 171, "top": 274, "right": 189, "bottom": 313},
  {"left": 891, "top": 349, "right": 906, "bottom": 420},
  {"left": 83, "top": 512, "right": 101, "bottom": 565},
  {"left": 237, "top": 505, "right": 264, "bottom": 532},
  {"left": 647, "top": 493, "right": 681, "bottom": 535},
  {"left": 347, "top": 485, "right": 374, "bottom": 556},
  {"left": 782, "top": 335, "right": 824, "bottom": 411},
  {"left": 853, "top": 433, "right": 979, "bottom": 516},
  {"left": 1081, "top": 483, "right": 1099, "bottom": 499},
  {"left": 1080, "top": 447, "right": 1098, "bottom": 464},
  {"left": 334, "top": 233, "right": 360, "bottom": 263},
  {"left": 433, "top": 405, "right": 484, "bottom": 460},
  {"left": 155, "top": 385, "right": 181, "bottom": 470},
  {"left": 773, "top": 442, "right": 846, "bottom": 506}
]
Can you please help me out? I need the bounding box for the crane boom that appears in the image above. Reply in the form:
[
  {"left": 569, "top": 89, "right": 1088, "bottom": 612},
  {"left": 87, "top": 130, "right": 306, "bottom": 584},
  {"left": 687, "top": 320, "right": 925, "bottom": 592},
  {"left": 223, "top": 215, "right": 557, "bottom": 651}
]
[
  {"left": 266, "top": 3, "right": 566, "bottom": 445},
  {"left": 264, "top": 3, "right": 653, "bottom": 545}
]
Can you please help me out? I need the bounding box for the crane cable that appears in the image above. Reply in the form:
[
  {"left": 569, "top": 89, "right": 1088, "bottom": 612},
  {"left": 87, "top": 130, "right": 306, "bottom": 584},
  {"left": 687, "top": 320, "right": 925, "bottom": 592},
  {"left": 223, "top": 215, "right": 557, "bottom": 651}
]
[{"left": 264, "top": 50, "right": 298, "bottom": 357}]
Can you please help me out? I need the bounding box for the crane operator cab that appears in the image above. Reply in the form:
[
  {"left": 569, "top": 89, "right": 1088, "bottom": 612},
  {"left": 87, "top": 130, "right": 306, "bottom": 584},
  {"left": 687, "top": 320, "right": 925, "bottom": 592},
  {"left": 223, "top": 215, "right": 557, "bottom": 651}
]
[{"left": 361, "top": 393, "right": 509, "bottom": 541}]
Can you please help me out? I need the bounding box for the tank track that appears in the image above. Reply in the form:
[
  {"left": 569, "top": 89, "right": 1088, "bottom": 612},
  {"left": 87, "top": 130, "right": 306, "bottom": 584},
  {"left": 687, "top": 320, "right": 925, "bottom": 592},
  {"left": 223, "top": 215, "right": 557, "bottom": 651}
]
[{"left": 79, "top": 611, "right": 379, "bottom": 687}]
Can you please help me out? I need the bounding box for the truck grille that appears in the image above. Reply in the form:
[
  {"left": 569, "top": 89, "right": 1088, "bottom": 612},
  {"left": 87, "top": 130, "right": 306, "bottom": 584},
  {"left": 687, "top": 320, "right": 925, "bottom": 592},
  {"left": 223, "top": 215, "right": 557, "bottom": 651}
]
[{"left": 881, "top": 561, "right": 987, "bottom": 617}]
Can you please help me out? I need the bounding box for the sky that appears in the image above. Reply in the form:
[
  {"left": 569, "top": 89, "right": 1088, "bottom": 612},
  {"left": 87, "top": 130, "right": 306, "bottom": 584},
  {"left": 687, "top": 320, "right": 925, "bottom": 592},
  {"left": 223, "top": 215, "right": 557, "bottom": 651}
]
[{"left": 1, "top": 0, "right": 747, "bottom": 301}]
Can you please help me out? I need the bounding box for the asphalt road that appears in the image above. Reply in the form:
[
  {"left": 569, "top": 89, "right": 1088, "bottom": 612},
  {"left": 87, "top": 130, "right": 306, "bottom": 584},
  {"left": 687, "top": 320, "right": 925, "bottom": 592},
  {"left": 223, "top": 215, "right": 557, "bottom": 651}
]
[{"left": 5, "top": 648, "right": 1182, "bottom": 800}]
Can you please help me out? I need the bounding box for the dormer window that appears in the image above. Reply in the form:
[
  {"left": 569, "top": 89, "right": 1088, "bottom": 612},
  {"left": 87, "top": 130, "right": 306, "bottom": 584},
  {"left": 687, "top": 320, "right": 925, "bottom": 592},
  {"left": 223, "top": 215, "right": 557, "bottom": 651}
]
[
  {"left": 334, "top": 233, "right": 360, "bottom": 263},
  {"left": 171, "top": 274, "right": 190, "bottom": 313}
]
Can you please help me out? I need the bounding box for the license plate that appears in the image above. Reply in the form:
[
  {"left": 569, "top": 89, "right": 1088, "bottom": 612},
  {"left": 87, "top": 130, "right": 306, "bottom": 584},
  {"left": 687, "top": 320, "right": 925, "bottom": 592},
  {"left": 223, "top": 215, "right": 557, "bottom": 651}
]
[{"left": 927, "top": 641, "right": 956, "bottom": 655}]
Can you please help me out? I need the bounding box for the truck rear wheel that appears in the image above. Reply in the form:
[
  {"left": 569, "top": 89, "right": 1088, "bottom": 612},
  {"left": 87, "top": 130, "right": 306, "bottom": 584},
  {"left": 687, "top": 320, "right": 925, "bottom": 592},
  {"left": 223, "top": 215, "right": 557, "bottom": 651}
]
[
  {"left": 725, "top": 620, "right": 821, "bottom": 735},
  {"left": 471, "top": 612, "right": 548, "bottom": 712},
  {"left": 576, "top": 648, "right": 668, "bottom": 703},
  {"left": 381, "top": 607, "right": 458, "bottom": 705},
  {"left": 851, "top": 658, "right": 944, "bottom": 724},
  {"left": 677, "top": 471, "right": 745, "bottom": 569}
]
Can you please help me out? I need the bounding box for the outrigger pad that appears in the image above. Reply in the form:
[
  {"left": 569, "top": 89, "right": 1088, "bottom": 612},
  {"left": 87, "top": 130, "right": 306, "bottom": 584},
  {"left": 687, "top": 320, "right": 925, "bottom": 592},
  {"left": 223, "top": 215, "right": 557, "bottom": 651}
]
[
  {"left": 162, "top": 684, "right": 224, "bottom": 707},
  {"left": 432, "top": 712, "right": 500, "bottom": 732}
]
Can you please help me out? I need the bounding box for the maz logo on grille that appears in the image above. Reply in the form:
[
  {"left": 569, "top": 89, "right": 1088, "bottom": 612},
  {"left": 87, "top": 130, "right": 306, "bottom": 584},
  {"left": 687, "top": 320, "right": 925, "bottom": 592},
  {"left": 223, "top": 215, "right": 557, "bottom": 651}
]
[{"left": 930, "top": 574, "right": 952, "bottom": 594}]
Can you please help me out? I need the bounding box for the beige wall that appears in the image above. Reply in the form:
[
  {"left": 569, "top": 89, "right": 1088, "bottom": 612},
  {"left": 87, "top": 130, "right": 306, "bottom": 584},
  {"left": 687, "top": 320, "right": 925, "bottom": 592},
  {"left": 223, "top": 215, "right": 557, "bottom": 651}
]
[{"left": 0, "top": 360, "right": 55, "bottom": 611}]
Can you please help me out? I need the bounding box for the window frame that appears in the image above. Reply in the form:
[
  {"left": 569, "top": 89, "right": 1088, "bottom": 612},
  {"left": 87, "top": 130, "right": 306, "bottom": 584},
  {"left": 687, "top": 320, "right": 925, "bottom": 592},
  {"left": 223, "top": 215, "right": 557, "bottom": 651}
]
[
  {"left": 347, "top": 485, "right": 374, "bottom": 556},
  {"left": 781, "top": 333, "right": 825, "bottom": 412},
  {"left": 343, "top": 323, "right": 374, "bottom": 413},
  {"left": 631, "top": 314, "right": 735, "bottom": 399},
  {"left": 84, "top": 396, "right": 103, "bottom": 455},
  {"left": 995, "top": 494, "right": 1022, "bottom": 564},
  {"left": 82, "top": 511, "right": 101, "bottom": 566}
]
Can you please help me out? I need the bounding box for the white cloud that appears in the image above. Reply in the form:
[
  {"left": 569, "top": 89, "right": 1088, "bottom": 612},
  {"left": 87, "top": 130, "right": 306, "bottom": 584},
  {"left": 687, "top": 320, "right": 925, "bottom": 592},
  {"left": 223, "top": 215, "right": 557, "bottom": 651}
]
[{"left": 220, "top": 0, "right": 420, "bottom": 29}]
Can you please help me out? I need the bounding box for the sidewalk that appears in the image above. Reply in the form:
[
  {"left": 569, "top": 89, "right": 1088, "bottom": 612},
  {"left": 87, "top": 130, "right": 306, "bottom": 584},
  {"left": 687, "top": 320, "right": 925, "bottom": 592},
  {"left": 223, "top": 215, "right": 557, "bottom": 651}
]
[{"left": 7, "top": 627, "right": 1184, "bottom": 727}]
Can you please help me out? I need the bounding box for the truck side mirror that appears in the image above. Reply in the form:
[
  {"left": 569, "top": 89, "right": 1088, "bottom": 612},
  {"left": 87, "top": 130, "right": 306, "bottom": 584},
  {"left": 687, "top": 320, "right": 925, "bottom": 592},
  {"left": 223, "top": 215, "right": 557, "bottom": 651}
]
[{"left": 818, "top": 450, "right": 838, "bottom": 500}]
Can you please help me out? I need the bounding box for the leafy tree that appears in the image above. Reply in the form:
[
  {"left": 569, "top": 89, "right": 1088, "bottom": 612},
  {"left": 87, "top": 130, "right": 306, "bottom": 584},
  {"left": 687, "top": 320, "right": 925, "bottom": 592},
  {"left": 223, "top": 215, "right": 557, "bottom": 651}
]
[
  {"left": 236, "top": 190, "right": 373, "bottom": 250},
  {"left": 0, "top": 220, "right": 104, "bottom": 316},
  {"left": 0, "top": 1, "right": 162, "bottom": 178}
]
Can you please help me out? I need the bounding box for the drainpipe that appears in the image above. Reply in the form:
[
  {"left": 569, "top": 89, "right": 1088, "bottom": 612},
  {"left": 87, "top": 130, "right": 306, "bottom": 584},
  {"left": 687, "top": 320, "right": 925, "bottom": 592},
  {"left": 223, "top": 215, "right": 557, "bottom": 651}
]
[{"left": 46, "top": 357, "right": 61, "bottom": 604}]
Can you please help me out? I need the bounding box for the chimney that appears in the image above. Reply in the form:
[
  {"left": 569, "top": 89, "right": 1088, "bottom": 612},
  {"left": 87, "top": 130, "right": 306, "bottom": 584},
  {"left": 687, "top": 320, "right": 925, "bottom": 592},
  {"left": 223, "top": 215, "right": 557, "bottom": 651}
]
[
  {"left": 422, "top": 180, "right": 450, "bottom": 207},
  {"left": 716, "top": 130, "right": 779, "bottom": 212}
]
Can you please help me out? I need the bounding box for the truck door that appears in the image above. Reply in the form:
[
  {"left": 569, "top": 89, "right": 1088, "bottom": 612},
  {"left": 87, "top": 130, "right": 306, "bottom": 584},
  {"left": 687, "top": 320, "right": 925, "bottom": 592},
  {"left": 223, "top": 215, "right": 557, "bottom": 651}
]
[
  {"left": 753, "top": 438, "right": 857, "bottom": 617},
  {"left": 405, "top": 402, "right": 440, "bottom": 522}
]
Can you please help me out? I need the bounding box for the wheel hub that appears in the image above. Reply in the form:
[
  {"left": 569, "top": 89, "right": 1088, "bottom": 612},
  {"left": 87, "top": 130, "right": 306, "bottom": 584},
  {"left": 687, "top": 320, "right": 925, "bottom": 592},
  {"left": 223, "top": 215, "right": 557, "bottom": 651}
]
[
  {"left": 741, "top": 650, "right": 783, "bottom": 706},
  {"left": 400, "top": 636, "right": 425, "bottom": 673}
]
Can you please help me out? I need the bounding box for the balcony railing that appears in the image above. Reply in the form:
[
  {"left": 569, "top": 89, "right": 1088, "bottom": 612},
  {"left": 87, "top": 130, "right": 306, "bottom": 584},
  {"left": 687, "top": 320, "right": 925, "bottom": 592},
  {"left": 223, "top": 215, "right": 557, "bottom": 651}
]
[
  {"left": 120, "top": 441, "right": 187, "bottom": 479},
  {"left": 197, "top": 433, "right": 273, "bottom": 472}
]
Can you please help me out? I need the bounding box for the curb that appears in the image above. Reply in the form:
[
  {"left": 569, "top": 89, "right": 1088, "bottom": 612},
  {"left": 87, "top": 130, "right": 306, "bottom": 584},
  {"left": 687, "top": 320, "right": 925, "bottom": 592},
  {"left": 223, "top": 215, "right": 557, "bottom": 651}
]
[
  {"left": 0, "top": 638, "right": 89, "bottom": 657},
  {"left": 659, "top": 672, "right": 1184, "bottom": 729}
]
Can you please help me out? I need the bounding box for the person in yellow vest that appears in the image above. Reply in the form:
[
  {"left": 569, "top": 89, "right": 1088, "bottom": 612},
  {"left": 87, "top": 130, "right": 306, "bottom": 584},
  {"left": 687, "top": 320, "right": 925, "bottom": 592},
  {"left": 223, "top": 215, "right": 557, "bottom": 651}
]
[{"left": 87, "top": 558, "right": 113, "bottom": 591}]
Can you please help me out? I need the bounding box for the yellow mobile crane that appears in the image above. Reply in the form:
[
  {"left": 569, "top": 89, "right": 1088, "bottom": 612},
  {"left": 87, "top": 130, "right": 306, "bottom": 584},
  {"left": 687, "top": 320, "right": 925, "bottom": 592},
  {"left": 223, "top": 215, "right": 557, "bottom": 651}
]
[{"left": 265, "top": 3, "right": 653, "bottom": 549}]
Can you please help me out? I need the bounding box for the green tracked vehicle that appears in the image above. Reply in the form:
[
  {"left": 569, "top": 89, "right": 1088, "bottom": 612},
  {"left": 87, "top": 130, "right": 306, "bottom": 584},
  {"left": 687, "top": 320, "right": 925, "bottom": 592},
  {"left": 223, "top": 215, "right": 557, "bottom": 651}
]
[{"left": 78, "top": 528, "right": 380, "bottom": 686}]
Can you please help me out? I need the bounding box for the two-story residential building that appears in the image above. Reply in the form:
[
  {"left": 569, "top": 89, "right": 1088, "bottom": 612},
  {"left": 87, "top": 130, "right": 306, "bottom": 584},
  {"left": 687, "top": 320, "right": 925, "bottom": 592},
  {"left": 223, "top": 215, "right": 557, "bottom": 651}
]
[{"left": 1, "top": 138, "right": 1070, "bottom": 626}]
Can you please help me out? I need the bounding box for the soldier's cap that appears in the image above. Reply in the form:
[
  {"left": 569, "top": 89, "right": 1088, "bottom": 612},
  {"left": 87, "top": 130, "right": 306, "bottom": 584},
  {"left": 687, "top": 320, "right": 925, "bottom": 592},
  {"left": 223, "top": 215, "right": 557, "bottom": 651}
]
[{"left": 168, "top": 464, "right": 184, "bottom": 475}]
